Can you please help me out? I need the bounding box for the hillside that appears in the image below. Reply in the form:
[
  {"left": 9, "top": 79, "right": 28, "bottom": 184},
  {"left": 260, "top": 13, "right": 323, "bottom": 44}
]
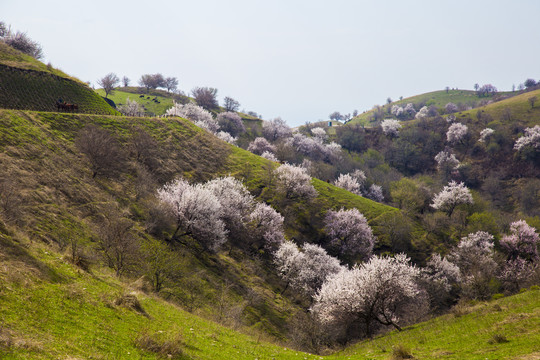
[
  {"left": 1, "top": 225, "right": 538, "bottom": 359},
  {"left": 349, "top": 89, "right": 514, "bottom": 126},
  {"left": 0, "top": 109, "right": 397, "bottom": 347},
  {"left": 0, "top": 43, "right": 118, "bottom": 115}
]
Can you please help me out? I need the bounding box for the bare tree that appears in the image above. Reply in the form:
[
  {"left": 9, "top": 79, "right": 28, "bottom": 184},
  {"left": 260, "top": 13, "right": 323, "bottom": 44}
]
[
  {"left": 223, "top": 96, "right": 240, "bottom": 112},
  {"left": 97, "top": 73, "right": 120, "bottom": 98},
  {"left": 164, "top": 77, "right": 179, "bottom": 93},
  {"left": 1, "top": 25, "right": 43, "bottom": 59},
  {"left": 528, "top": 96, "right": 537, "bottom": 108},
  {"left": 75, "top": 124, "right": 125, "bottom": 178},
  {"left": 191, "top": 87, "right": 219, "bottom": 109},
  {"left": 122, "top": 76, "right": 130, "bottom": 87},
  {"left": 138, "top": 73, "right": 165, "bottom": 92}
]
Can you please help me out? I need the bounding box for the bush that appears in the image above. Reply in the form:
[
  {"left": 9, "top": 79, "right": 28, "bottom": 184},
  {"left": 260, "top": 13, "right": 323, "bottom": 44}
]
[{"left": 134, "top": 329, "right": 185, "bottom": 359}]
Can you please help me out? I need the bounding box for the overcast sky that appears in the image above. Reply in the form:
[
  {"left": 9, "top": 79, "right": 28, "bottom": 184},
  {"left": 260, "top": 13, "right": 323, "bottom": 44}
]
[{"left": 2, "top": 0, "right": 540, "bottom": 126}]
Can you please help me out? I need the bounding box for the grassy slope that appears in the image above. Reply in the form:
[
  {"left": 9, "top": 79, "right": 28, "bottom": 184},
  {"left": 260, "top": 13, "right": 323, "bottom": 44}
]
[
  {"left": 349, "top": 89, "right": 512, "bottom": 126},
  {"left": 0, "top": 42, "right": 118, "bottom": 115},
  {"left": 96, "top": 89, "right": 175, "bottom": 116},
  {"left": 1, "top": 230, "right": 539, "bottom": 359}
]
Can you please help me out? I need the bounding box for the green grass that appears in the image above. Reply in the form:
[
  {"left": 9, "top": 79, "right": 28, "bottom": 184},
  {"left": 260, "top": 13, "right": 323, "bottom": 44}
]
[{"left": 96, "top": 89, "right": 176, "bottom": 116}]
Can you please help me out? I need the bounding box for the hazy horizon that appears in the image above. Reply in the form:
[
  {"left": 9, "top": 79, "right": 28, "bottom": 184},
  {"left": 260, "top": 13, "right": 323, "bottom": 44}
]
[{"left": 2, "top": 0, "right": 540, "bottom": 126}]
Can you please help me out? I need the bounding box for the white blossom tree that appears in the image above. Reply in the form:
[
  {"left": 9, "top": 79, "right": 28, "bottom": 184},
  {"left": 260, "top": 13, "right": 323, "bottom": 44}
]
[
  {"left": 274, "top": 242, "right": 343, "bottom": 297},
  {"left": 324, "top": 208, "right": 375, "bottom": 262},
  {"left": 420, "top": 253, "right": 461, "bottom": 311},
  {"left": 247, "top": 137, "right": 276, "bottom": 155},
  {"left": 216, "top": 112, "right": 245, "bottom": 137},
  {"left": 248, "top": 202, "right": 285, "bottom": 251},
  {"left": 216, "top": 131, "right": 237, "bottom": 144},
  {"left": 260, "top": 151, "right": 278, "bottom": 162},
  {"left": 404, "top": 103, "right": 416, "bottom": 118},
  {"left": 415, "top": 106, "right": 429, "bottom": 119},
  {"left": 312, "top": 254, "right": 424, "bottom": 338},
  {"left": 514, "top": 125, "right": 540, "bottom": 152},
  {"left": 446, "top": 123, "right": 468, "bottom": 144},
  {"left": 165, "top": 103, "right": 219, "bottom": 134},
  {"left": 311, "top": 127, "right": 328, "bottom": 143},
  {"left": 381, "top": 119, "right": 402, "bottom": 137},
  {"left": 500, "top": 220, "right": 539, "bottom": 261},
  {"left": 478, "top": 128, "right": 495, "bottom": 143},
  {"left": 118, "top": 98, "right": 145, "bottom": 117},
  {"left": 447, "top": 231, "right": 497, "bottom": 299},
  {"left": 274, "top": 163, "right": 317, "bottom": 199},
  {"left": 334, "top": 170, "right": 366, "bottom": 196},
  {"left": 365, "top": 184, "right": 384, "bottom": 203},
  {"left": 157, "top": 178, "right": 227, "bottom": 251},
  {"left": 322, "top": 142, "right": 343, "bottom": 164},
  {"left": 445, "top": 102, "right": 458, "bottom": 113},
  {"left": 431, "top": 181, "right": 473, "bottom": 216},
  {"left": 434, "top": 151, "right": 460, "bottom": 178},
  {"left": 262, "top": 117, "right": 292, "bottom": 141}
]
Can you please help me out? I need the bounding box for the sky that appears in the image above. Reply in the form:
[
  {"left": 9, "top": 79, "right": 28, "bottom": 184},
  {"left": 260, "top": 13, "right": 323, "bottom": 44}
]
[{"left": 2, "top": 0, "right": 540, "bottom": 126}]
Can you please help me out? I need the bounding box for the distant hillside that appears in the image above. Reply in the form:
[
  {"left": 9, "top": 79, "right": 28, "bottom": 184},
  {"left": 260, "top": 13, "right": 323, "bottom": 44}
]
[
  {"left": 0, "top": 42, "right": 118, "bottom": 115},
  {"left": 349, "top": 89, "right": 514, "bottom": 126}
]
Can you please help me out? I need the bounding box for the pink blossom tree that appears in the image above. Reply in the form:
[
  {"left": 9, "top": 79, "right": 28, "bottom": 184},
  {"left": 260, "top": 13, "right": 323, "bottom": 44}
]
[
  {"left": 431, "top": 181, "right": 473, "bottom": 216},
  {"left": 324, "top": 208, "right": 375, "bottom": 263},
  {"left": 312, "top": 254, "right": 424, "bottom": 338}
]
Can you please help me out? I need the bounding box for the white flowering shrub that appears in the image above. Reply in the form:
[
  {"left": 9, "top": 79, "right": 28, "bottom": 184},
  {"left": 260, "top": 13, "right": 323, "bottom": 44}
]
[
  {"left": 381, "top": 119, "right": 402, "bottom": 137},
  {"left": 312, "top": 254, "right": 425, "bottom": 338},
  {"left": 216, "top": 131, "right": 237, "bottom": 145},
  {"left": 248, "top": 202, "right": 285, "bottom": 251},
  {"left": 334, "top": 174, "right": 362, "bottom": 195},
  {"left": 514, "top": 125, "right": 540, "bottom": 152},
  {"left": 274, "top": 163, "right": 317, "bottom": 199},
  {"left": 262, "top": 117, "right": 292, "bottom": 141},
  {"left": 157, "top": 178, "right": 227, "bottom": 251},
  {"left": 365, "top": 184, "right": 384, "bottom": 202},
  {"left": 274, "top": 242, "right": 343, "bottom": 297},
  {"left": 448, "top": 231, "right": 497, "bottom": 299},
  {"left": 166, "top": 102, "right": 219, "bottom": 133},
  {"left": 324, "top": 208, "right": 375, "bottom": 262},
  {"left": 311, "top": 127, "right": 328, "bottom": 143},
  {"left": 247, "top": 137, "right": 276, "bottom": 155},
  {"left": 446, "top": 123, "right": 468, "bottom": 144},
  {"left": 478, "top": 128, "right": 495, "bottom": 143},
  {"left": 118, "top": 98, "right": 145, "bottom": 117},
  {"left": 434, "top": 151, "right": 460, "bottom": 172},
  {"left": 260, "top": 151, "right": 278, "bottom": 162},
  {"left": 431, "top": 181, "right": 473, "bottom": 216},
  {"left": 415, "top": 106, "right": 429, "bottom": 119}
]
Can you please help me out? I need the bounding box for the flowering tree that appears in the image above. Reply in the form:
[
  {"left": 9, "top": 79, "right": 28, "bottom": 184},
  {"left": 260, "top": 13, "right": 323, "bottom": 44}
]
[
  {"left": 248, "top": 202, "right": 285, "bottom": 251},
  {"left": 478, "top": 128, "right": 495, "bottom": 143},
  {"left": 216, "top": 112, "right": 245, "bottom": 137},
  {"left": 446, "top": 123, "right": 468, "bottom": 144},
  {"left": 247, "top": 137, "right": 276, "bottom": 155},
  {"left": 274, "top": 163, "right": 317, "bottom": 199},
  {"left": 157, "top": 178, "right": 227, "bottom": 251},
  {"left": 445, "top": 102, "right": 458, "bottom": 113},
  {"left": 404, "top": 103, "right": 416, "bottom": 118},
  {"left": 324, "top": 208, "right": 375, "bottom": 262},
  {"left": 260, "top": 151, "right": 278, "bottom": 162},
  {"left": 500, "top": 220, "right": 539, "bottom": 261},
  {"left": 118, "top": 98, "right": 145, "bottom": 117},
  {"left": 274, "top": 242, "right": 343, "bottom": 297},
  {"left": 334, "top": 173, "right": 363, "bottom": 196},
  {"left": 322, "top": 142, "right": 343, "bottom": 164},
  {"left": 262, "top": 117, "right": 292, "bottom": 141},
  {"left": 415, "top": 106, "right": 429, "bottom": 119},
  {"left": 381, "top": 119, "right": 402, "bottom": 137},
  {"left": 204, "top": 177, "right": 253, "bottom": 236},
  {"left": 216, "top": 131, "right": 237, "bottom": 145},
  {"left": 431, "top": 181, "right": 473, "bottom": 216},
  {"left": 165, "top": 103, "right": 219, "bottom": 134},
  {"left": 391, "top": 105, "right": 403, "bottom": 117},
  {"left": 365, "top": 184, "right": 384, "bottom": 202},
  {"left": 434, "top": 151, "right": 460, "bottom": 180},
  {"left": 311, "top": 127, "right": 328, "bottom": 143},
  {"left": 514, "top": 125, "right": 540, "bottom": 152},
  {"left": 420, "top": 254, "right": 461, "bottom": 311},
  {"left": 448, "top": 231, "right": 497, "bottom": 299},
  {"left": 312, "top": 254, "right": 424, "bottom": 338}
]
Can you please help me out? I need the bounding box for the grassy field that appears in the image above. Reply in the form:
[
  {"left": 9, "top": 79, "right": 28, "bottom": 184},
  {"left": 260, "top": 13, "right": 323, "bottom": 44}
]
[{"left": 95, "top": 88, "right": 176, "bottom": 116}]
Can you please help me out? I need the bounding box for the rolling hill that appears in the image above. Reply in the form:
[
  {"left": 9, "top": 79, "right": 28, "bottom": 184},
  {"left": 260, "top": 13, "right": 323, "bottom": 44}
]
[{"left": 0, "top": 42, "right": 118, "bottom": 115}]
